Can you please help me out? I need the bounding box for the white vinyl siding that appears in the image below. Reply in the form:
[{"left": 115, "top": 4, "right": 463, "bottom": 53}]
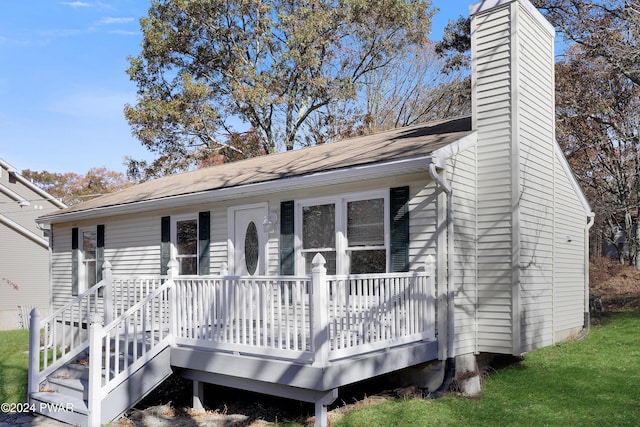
[
  {"left": 0, "top": 162, "right": 62, "bottom": 328},
  {"left": 553, "top": 152, "right": 587, "bottom": 338},
  {"left": 473, "top": 0, "right": 587, "bottom": 355},
  {"left": 51, "top": 225, "right": 73, "bottom": 311},
  {"left": 449, "top": 145, "right": 478, "bottom": 356},
  {"left": 0, "top": 224, "right": 50, "bottom": 328},
  {"left": 211, "top": 207, "right": 228, "bottom": 275},
  {"left": 104, "top": 216, "right": 161, "bottom": 275},
  {"left": 473, "top": 3, "right": 515, "bottom": 355},
  {"left": 516, "top": 2, "right": 556, "bottom": 352},
  {"left": 408, "top": 179, "right": 438, "bottom": 269}
]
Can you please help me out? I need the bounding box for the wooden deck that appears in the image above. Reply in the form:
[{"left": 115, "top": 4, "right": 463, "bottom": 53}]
[{"left": 28, "top": 255, "right": 438, "bottom": 427}]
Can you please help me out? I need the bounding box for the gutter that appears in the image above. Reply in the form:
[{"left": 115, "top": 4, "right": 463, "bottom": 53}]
[
  {"left": 0, "top": 159, "right": 66, "bottom": 209},
  {"left": 37, "top": 132, "right": 478, "bottom": 226},
  {"left": 0, "top": 213, "right": 49, "bottom": 248},
  {"left": 428, "top": 163, "right": 456, "bottom": 397},
  {"left": 37, "top": 155, "right": 437, "bottom": 225},
  {"left": 584, "top": 212, "right": 595, "bottom": 330}
]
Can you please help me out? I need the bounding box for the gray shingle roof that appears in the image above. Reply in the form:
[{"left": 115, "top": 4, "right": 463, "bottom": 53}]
[{"left": 49, "top": 116, "right": 472, "bottom": 217}]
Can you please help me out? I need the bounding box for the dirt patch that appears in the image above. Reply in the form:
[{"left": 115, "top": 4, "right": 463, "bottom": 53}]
[{"left": 590, "top": 256, "right": 640, "bottom": 314}]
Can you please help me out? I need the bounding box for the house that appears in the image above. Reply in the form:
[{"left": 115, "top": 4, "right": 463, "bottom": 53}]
[
  {"left": 28, "top": 1, "right": 593, "bottom": 426},
  {"left": 0, "top": 158, "right": 65, "bottom": 330}
]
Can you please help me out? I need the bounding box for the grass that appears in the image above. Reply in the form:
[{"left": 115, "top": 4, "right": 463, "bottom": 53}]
[
  {"left": 0, "top": 329, "right": 29, "bottom": 404},
  {"left": 2, "top": 312, "right": 639, "bottom": 426},
  {"left": 333, "top": 312, "right": 640, "bottom": 427}
]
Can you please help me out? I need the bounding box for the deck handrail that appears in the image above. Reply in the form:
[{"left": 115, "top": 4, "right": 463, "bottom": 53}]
[
  {"left": 28, "top": 260, "right": 167, "bottom": 402},
  {"left": 87, "top": 275, "right": 175, "bottom": 426},
  {"left": 172, "top": 254, "right": 436, "bottom": 365}
]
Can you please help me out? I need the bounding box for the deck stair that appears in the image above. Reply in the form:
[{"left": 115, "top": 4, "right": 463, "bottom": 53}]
[
  {"left": 31, "top": 337, "right": 172, "bottom": 426},
  {"left": 28, "top": 267, "right": 175, "bottom": 427}
]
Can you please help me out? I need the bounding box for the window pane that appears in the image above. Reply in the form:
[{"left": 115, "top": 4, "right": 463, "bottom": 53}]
[
  {"left": 245, "top": 221, "right": 259, "bottom": 275},
  {"left": 85, "top": 260, "right": 97, "bottom": 287},
  {"left": 180, "top": 257, "right": 198, "bottom": 275},
  {"left": 303, "top": 204, "right": 335, "bottom": 249},
  {"left": 83, "top": 231, "right": 96, "bottom": 260},
  {"left": 347, "top": 199, "right": 384, "bottom": 247},
  {"left": 303, "top": 251, "right": 336, "bottom": 275},
  {"left": 350, "top": 250, "right": 386, "bottom": 274},
  {"left": 177, "top": 219, "right": 197, "bottom": 255}
]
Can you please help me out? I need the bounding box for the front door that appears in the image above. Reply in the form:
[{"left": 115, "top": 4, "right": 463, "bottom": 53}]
[{"left": 230, "top": 203, "right": 268, "bottom": 276}]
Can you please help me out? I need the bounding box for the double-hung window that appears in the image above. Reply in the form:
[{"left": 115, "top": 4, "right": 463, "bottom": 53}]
[
  {"left": 161, "top": 212, "right": 210, "bottom": 276},
  {"left": 301, "top": 203, "right": 337, "bottom": 274},
  {"left": 172, "top": 216, "right": 198, "bottom": 275},
  {"left": 346, "top": 197, "right": 386, "bottom": 274},
  {"left": 297, "top": 191, "right": 389, "bottom": 275},
  {"left": 81, "top": 228, "right": 97, "bottom": 289}
]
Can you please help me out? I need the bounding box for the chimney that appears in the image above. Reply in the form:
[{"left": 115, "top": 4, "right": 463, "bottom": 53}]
[
  {"left": 471, "top": 0, "right": 556, "bottom": 149},
  {"left": 470, "top": 0, "right": 557, "bottom": 355}
]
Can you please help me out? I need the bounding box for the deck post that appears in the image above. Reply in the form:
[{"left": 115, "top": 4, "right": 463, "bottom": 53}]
[
  {"left": 88, "top": 316, "right": 103, "bottom": 427},
  {"left": 311, "top": 253, "right": 330, "bottom": 367},
  {"left": 103, "top": 259, "right": 113, "bottom": 326},
  {"left": 193, "top": 380, "right": 205, "bottom": 410},
  {"left": 168, "top": 257, "right": 179, "bottom": 343},
  {"left": 314, "top": 388, "right": 338, "bottom": 427},
  {"left": 27, "top": 308, "right": 41, "bottom": 405}
]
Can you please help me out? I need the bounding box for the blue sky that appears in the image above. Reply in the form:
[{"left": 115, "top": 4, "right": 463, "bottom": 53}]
[{"left": 0, "top": 1, "right": 471, "bottom": 175}]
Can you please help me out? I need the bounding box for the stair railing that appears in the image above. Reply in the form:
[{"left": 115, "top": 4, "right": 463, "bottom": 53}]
[
  {"left": 28, "top": 260, "right": 166, "bottom": 403},
  {"left": 86, "top": 259, "right": 178, "bottom": 426},
  {"left": 28, "top": 266, "right": 110, "bottom": 402}
]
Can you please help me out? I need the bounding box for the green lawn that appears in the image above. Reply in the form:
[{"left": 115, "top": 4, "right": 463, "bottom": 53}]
[
  {"left": 2, "top": 313, "right": 639, "bottom": 426},
  {"left": 0, "top": 329, "right": 29, "bottom": 404},
  {"left": 334, "top": 312, "right": 640, "bottom": 427}
]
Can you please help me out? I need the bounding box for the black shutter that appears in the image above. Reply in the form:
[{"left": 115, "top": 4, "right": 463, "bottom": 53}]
[
  {"left": 280, "top": 201, "right": 295, "bottom": 275},
  {"left": 198, "top": 211, "right": 211, "bottom": 275},
  {"left": 96, "top": 224, "right": 105, "bottom": 296},
  {"left": 390, "top": 187, "right": 410, "bottom": 272},
  {"left": 161, "top": 216, "right": 171, "bottom": 275},
  {"left": 96, "top": 224, "right": 105, "bottom": 282},
  {"left": 71, "top": 227, "right": 79, "bottom": 296}
]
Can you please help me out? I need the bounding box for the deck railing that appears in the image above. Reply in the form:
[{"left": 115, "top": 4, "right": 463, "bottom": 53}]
[
  {"left": 28, "top": 261, "right": 166, "bottom": 400},
  {"left": 29, "top": 254, "right": 436, "bottom": 402},
  {"left": 173, "top": 254, "right": 436, "bottom": 365},
  {"left": 173, "top": 275, "right": 313, "bottom": 360},
  {"left": 87, "top": 279, "right": 173, "bottom": 426}
]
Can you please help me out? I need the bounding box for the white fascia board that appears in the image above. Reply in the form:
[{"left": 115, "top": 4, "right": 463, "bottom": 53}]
[
  {"left": 470, "top": 0, "right": 555, "bottom": 36},
  {"left": 37, "top": 155, "right": 441, "bottom": 225},
  {"left": 0, "top": 182, "right": 30, "bottom": 204},
  {"left": 431, "top": 132, "right": 477, "bottom": 169},
  {"left": 554, "top": 141, "right": 592, "bottom": 214},
  {"left": 0, "top": 158, "right": 67, "bottom": 209},
  {"left": 0, "top": 213, "right": 49, "bottom": 248}
]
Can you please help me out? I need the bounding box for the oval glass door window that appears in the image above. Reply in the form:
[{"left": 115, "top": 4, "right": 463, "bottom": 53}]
[{"left": 244, "top": 221, "right": 259, "bottom": 275}]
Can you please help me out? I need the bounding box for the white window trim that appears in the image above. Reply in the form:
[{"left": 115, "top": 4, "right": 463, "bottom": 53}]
[
  {"left": 295, "top": 190, "right": 389, "bottom": 275},
  {"left": 78, "top": 226, "right": 97, "bottom": 293},
  {"left": 171, "top": 214, "right": 199, "bottom": 275}
]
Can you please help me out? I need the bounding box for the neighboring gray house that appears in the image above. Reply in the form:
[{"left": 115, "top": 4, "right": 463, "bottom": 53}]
[
  {"left": 0, "top": 158, "right": 65, "bottom": 330},
  {"left": 29, "top": 1, "right": 593, "bottom": 426}
]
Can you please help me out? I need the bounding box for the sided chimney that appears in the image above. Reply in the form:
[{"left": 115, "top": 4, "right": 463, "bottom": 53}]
[{"left": 470, "top": 0, "right": 558, "bottom": 355}]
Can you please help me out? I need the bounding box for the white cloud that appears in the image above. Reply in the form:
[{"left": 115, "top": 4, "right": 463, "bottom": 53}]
[
  {"left": 60, "top": 1, "right": 90, "bottom": 8},
  {"left": 108, "top": 29, "right": 140, "bottom": 36},
  {"left": 97, "top": 17, "right": 135, "bottom": 25}
]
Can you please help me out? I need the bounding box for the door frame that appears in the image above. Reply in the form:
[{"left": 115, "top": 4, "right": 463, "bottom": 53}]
[{"left": 227, "top": 202, "right": 269, "bottom": 276}]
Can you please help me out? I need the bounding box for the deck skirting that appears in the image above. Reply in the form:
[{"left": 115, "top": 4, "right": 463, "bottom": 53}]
[{"left": 170, "top": 338, "right": 438, "bottom": 392}]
